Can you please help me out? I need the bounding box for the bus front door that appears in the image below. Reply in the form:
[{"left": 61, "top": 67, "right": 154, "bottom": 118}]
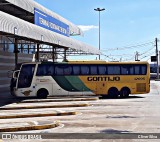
[{"left": 17, "top": 64, "right": 36, "bottom": 97}]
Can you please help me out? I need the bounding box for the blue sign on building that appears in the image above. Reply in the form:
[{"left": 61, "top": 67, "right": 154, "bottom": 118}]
[{"left": 34, "top": 8, "right": 70, "bottom": 37}]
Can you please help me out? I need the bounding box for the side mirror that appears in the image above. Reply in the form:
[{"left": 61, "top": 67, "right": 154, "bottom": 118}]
[{"left": 13, "top": 70, "right": 20, "bottom": 79}]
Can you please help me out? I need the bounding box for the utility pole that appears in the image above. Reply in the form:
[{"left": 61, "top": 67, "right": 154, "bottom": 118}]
[{"left": 155, "top": 38, "right": 159, "bottom": 79}]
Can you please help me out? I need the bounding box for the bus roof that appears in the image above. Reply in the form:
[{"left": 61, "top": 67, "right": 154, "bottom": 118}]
[
  {"left": 67, "top": 60, "right": 149, "bottom": 65},
  {"left": 20, "top": 61, "right": 149, "bottom": 65}
]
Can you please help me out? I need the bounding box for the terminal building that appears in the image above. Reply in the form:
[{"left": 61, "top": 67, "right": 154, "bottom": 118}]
[{"left": 0, "top": 0, "right": 100, "bottom": 96}]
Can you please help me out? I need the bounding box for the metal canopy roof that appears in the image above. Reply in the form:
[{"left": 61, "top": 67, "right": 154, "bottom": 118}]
[
  {"left": 0, "top": 11, "right": 101, "bottom": 55},
  {"left": 4, "top": 0, "right": 83, "bottom": 36}
]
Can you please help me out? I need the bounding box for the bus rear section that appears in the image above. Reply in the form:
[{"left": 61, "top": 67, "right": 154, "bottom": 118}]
[{"left": 77, "top": 62, "right": 150, "bottom": 98}]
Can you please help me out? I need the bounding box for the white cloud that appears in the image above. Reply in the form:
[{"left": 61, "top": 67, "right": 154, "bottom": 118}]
[{"left": 78, "top": 25, "right": 98, "bottom": 32}]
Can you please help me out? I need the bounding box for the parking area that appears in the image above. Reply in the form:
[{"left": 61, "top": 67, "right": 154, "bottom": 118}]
[{"left": 0, "top": 80, "right": 160, "bottom": 142}]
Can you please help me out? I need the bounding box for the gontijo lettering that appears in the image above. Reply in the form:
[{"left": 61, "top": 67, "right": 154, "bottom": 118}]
[{"left": 87, "top": 76, "right": 120, "bottom": 81}]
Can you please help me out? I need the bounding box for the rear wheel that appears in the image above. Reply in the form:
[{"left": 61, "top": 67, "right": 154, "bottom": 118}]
[
  {"left": 37, "top": 89, "right": 48, "bottom": 99},
  {"left": 120, "top": 88, "right": 130, "bottom": 98},
  {"left": 108, "top": 88, "right": 119, "bottom": 98}
]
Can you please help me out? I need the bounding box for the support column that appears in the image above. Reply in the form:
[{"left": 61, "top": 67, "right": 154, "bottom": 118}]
[
  {"left": 27, "top": 44, "right": 30, "bottom": 54},
  {"left": 36, "top": 43, "right": 40, "bottom": 61},
  {"left": 14, "top": 38, "right": 19, "bottom": 66},
  {"left": 64, "top": 48, "right": 67, "bottom": 62},
  {"left": 52, "top": 46, "right": 55, "bottom": 62}
]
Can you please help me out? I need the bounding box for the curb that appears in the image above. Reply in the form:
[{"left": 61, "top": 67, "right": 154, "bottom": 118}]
[
  {"left": 0, "top": 111, "right": 78, "bottom": 119},
  {"left": 18, "top": 97, "right": 99, "bottom": 103},
  {"left": 0, "top": 103, "right": 89, "bottom": 110},
  {"left": 48, "top": 94, "right": 96, "bottom": 98},
  {"left": 0, "top": 121, "right": 60, "bottom": 132}
]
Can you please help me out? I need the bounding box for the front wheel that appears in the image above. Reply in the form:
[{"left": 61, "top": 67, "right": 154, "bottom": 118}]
[{"left": 37, "top": 89, "right": 48, "bottom": 99}]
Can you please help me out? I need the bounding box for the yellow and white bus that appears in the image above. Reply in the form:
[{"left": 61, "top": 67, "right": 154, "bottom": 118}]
[{"left": 10, "top": 61, "right": 150, "bottom": 98}]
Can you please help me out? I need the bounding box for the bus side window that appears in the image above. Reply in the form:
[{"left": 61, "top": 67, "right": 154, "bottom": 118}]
[
  {"left": 108, "top": 65, "right": 120, "bottom": 75},
  {"left": 81, "top": 65, "right": 89, "bottom": 75},
  {"left": 98, "top": 65, "right": 106, "bottom": 75},
  {"left": 63, "top": 65, "right": 72, "bottom": 75},
  {"left": 90, "top": 65, "right": 98, "bottom": 75},
  {"left": 47, "top": 65, "right": 54, "bottom": 75},
  {"left": 135, "top": 65, "right": 140, "bottom": 75},
  {"left": 129, "top": 66, "right": 134, "bottom": 75},
  {"left": 121, "top": 65, "right": 128, "bottom": 75},
  {"left": 121, "top": 65, "right": 134, "bottom": 75},
  {"left": 141, "top": 65, "right": 147, "bottom": 75},
  {"left": 73, "top": 66, "right": 80, "bottom": 75},
  {"left": 36, "top": 65, "right": 45, "bottom": 76},
  {"left": 55, "top": 66, "right": 63, "bottom": 75}
]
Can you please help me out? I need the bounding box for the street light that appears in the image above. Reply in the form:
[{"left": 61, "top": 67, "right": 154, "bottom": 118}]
[{"left": 94, "top": 8, "right": 105, "bottom": 60}]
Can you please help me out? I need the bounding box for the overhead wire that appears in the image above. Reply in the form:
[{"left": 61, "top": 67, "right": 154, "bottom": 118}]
[
  {"left": 101, "top": 41, "right": 154, "bottom": 51},
  {"left": 102, "top": 39, "right": 157, "bottom": 61}
]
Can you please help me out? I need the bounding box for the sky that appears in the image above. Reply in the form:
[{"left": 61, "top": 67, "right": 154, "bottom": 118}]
[{"left": 34, "top": 0, "right": 160, "bottom": 62}]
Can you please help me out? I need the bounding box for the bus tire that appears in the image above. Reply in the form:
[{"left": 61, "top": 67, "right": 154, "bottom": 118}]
[
  {"left": 120, "top": 87, "right": 130, "bottom": 98},
  {"left": 108, "top": 87, "right": 119, "bottom": 98},
  {"left": 37, "top": 89, "right": 48, "bottom": 99}
]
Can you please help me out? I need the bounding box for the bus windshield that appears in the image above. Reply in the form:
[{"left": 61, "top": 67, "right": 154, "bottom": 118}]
[{"left": 17, "top": 64, "right": 35, "bottom": 88}]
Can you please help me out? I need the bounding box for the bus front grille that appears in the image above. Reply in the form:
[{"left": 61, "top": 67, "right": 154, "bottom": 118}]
[{"left": 136, "top": 83, "right": 146, "bottom": 92}]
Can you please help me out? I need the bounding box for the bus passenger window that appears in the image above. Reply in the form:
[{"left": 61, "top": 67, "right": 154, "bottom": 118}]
[
  {"left": 98, "top": 66, "right": 106, "bottom": 75},
  {"left": 47, "top": 65, "right": 54, "bottom": 75},
  {"left": 90, "top": 65, "right": 97, "bottom": 75},
  {"left": 135, "top": 66, "right": 140, "bottom": 75},
  {"left": 63, "top": 66, "right": 72, "bottom": 75},
  {"left": 73, "top": 66, "right": 80, "bottom": 75},
  {"left": 121, "top": 65, "right": 134, "bottom": 75},
  {"left": 129, "top": 66, "right": 134, "bottom": 75},
  {"left": 55, "top": 66, "right": 63, "bottom": 75},
  {"left": 108, "top": 65, "right": 120, "bottom": 75},
  {"left": 121, "top": 65, "right": 128, "bottom": 75},
  {"left": 36, "top": 65, "right": 46, "bottom": 76},
  {"left": 81, "top": 66, "right": 89, "bottom": 75},
  {"left": 141, "top": 65, "right": 147, "bottom": 75}
]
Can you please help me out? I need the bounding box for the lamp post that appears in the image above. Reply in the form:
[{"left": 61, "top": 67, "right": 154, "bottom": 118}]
[{"left": 94, "top": 8, "right": 105, "bottom": 60}]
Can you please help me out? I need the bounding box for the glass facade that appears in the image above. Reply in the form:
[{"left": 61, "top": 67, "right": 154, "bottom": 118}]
[{"left": 0, "top": 36, "right": 35, "bottom": 54}]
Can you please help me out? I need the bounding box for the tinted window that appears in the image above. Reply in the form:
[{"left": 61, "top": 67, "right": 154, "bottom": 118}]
[
  {"left": 36, "top": 64, "right": 53, "bottom": 76},
  {"left": 121, "top": 65, "right": 128, "bottom": 75},
  {"left": 121, "top": 65, "right": 134, "bottom": 75},
  {"left": 108, "top": 65, "right": 120, "bottom": 75},
  {"left": 141, "top": 65, "right": 147, "bottom": 75},
  {"left": 18, "top": 64, "right": 35, "bottom": 88},
  {"left": 98, "top": 65, "right": 106, "bottom": 75},
  {"left": 73, "top": 66, "right": 80, "bottom": 75},
  {"left": 81, "top": 66, "right": 89, "bottom": 75},
  {"left": 63, "top": 66, "right": 72, "bottom": 75},
  {"left": 55, "top": 65, "right": 72, "bottom": 75},
  {"left": 135, "top": 65, "right": 140, "bottom": 75},
  {"left": 90, "top": 65, "right": 98, "bottom": 75}
]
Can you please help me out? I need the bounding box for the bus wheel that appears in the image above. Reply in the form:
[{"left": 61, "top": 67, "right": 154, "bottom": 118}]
[
  {"left": 37, "top": 89, "right": 48, "bottom": 99},
  {"left": 120, "top": 88, "right": 130, "bottom": 98},
  {"left": 108, "top": 87, "right": 119, "bottom": 98}
]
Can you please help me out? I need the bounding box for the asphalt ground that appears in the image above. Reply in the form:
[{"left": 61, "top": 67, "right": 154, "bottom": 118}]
[{"left": 0, "top": 81, "right": 160, "bottom": 142}]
